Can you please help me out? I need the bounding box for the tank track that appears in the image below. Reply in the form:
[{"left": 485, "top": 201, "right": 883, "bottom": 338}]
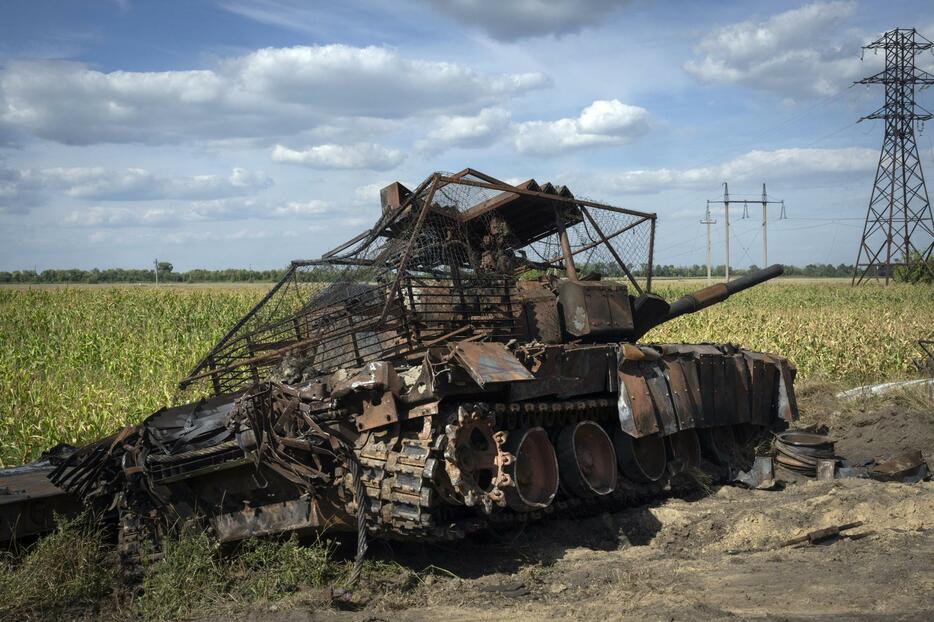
[{"left": 348, "top": 397, "right": 749, "bottom": 541}]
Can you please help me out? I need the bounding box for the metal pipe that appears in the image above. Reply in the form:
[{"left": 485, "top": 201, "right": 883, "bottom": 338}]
[{"left": 554, "top": 206, "right": 578, "bottom": 281}]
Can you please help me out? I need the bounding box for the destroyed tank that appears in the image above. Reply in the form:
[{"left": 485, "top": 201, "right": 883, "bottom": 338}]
[{"left": 2, "top": 169, "right": 797, "bottom": 553}]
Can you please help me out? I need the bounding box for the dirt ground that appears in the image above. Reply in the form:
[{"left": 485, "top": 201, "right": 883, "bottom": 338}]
[{"left": 226, "top": 389, "right": 934, "bottom": 622}]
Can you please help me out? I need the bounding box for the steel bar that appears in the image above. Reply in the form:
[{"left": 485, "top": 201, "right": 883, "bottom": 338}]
[
  {"left": 436, "top": 176, "right": 656, "bottom": 220},
  {"left": 376, "top": 174, "right": 441, "bottom": 325},
  {"left": 181, "top": 264, "right": 297, "bottom": 387},
  {"left": 580, "top": 206, "right": 642, "bottom": 294},
  {"left": 545, "top": 216, "right": 650, "bottom": 265}
]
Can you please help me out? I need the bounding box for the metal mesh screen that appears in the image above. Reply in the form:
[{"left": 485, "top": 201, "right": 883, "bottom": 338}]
[{"left": 180, "top": 169, "right": 655, "bottom": 397}]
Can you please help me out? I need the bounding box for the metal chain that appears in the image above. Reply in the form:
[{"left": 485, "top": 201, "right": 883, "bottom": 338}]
[{"left": 344, "top": 454, "right": 368, "bottom": 587}]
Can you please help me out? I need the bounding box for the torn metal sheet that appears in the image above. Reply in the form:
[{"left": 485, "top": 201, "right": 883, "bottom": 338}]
[
  {"left": 734, "top": 456, "right": 777, "bottom": 490},
  {"left": 451, "top": 343, "right": 534, "bottom": 387},
  {"left": 869, "top": 450, "right": 929, "bottom": 483},
  {"left": 618, "top": 363, "right": 661, "bottom": 438}
]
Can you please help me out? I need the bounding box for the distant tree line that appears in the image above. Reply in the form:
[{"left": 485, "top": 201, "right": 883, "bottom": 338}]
[
  {"left": 648, "top": 263, "right": 858, "bottom": 278},
  {"left": 0, "top": 262, "right": 893, "bottom": 284},
  {"left": 0, "top": 267, "right": 290, "bottom": 284},
  {"left": 546, "top": 262, "right": 859, "bottom": 279}
]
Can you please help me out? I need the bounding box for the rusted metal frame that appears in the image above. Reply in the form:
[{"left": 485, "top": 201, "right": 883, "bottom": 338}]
[
  {"left": 311, "top": 310, "right": 409, "bottom": 360},
  {"left": 244, "top": 335, "right": 262, "bottom": 384},
  {"left": 290, "top": 258, "right": 376, "bottom": 267},
  {"left": 395, "top": 280, "right": 416, "bottom": 354},
  {"left": 448, "top": 261, "right": 470, "bottom": 325},
  {"left": 323, "top": 175, "right": 435, "bottom": 260},
  {"left": 580, "top": 206, "right": 644, "bottom": 295},
  {"left": 182, "top": 264, "right": 297, "bottom": 388},
  {"left": 451, "top": 168, "right": 510, "bottom": 185},
  {"left": 314, "top": 330, "right": 400, "bottom": 372},
  {"left": 189, "top": 278, "right": 514, "bottom": 388},
  {"left": 198, "top": 285, "right": 306, "bottom": 385},
  {"left": 320, "top": 229, "right": 371, "bottom": 260},
  {"left": 377, "top": 174, "right": 442, "bottom": 325},
  {"left": 404, "top": 278, "right": 422, "bottom": 342},
  {"left": 208, "top": 356, "right": 222, "bottom": 395},
  {"left": 422, "top": 324, "right": 473, "bottom": 347},
  {"left": 500, "top": 278, "right": 514, "bottom": 327},
  {"left": 544, "top": 215, "right": 651, "bottom": 266},
  {"left": 182, "top": 312, "right": 388, "bottom": 385},
  {"left": 647, "top": 217, "right": 656, "bottom": 292},
  {"left": 554, "top": 205, "right": 579, "bottom": 280},
  {"left": 235, "top": 315, "right": 312, "bottom": 358},
  {"left": 348, "top": 322, "right": 363, "bottom": 367},
  {"left": 436, "top": 176, "right": 655, "bottom": 220}
]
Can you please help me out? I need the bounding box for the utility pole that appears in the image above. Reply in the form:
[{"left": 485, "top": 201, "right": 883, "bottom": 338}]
[
  {"left": 723, "top": 182, "right": 730, "bottom": 280},
  {"left": 701, "top": 201, "right": 717, "bottom": 283},
  {"left": 705, "top": 182, "right": 731, "bottom": 281},
  {"left": 758, "top": 183, "right": 784, "bottom": 267},
  {"left": 154, "top": 258, "right": 159, "bottom": 285},
  {"left": 762, "top": 184, "right": 769, "bottom": 267},
  {"left": 708, "top": 183, "right": 784, "bottom": 278},
  {"left": 853, "top": 28, "right": 934, "bottom": 285}
]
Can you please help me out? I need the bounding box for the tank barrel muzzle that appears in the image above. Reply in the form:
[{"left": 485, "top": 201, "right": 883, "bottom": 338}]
[{"left": 664, "top": 264, "right": 784, "bottom": 322}]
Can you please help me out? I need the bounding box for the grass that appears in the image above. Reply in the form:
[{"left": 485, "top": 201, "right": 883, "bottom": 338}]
[
  {"left": 0, "top": 522, "right": 343, "bottom": 622},
  {"left": 0, "top": 514, "right": 118, "bottom": 621},
  {"left": 137, "top": 532, "right": 341, "bottom": 621},
  {"left": 1, "top": 280, "right": 933, "bottom": 466},
  {"left": 0, "top": 287, "right": 259, "bottom": 466}
]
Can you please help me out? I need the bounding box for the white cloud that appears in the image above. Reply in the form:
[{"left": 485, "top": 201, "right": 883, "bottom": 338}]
[
  {"left": 0, "top": 167, "right": 45, "bottom": 213},
  {"left": 71, "top": 206, "right": 176, "bottom": 227},
  {"left": 56, "top": 167, "right": 272, "bottom": 201},
  {"left": 512, "top": 99, "right": 650, "bottom": 154},
  {"left": 0, "top": 166, "right": 272, "bottom": 212},
  {"left": 86, "top": 228, "right": 278, "bottom": 246},
  {"left": 64, "top": 196, "right": 332, "bottom": 227},
  {"left": 270, "top": 200, "right": 330, "bottom": 216},
  {"left": 271, "top": 143, "right": 405, "bottom": 170},
  {"left": 419, "top": 107, "right": 512, "bottom": 151},
  {"left": 422, "top": 0, "right": 629, "bottom": 41},
  {"left": 413, "top": 99, "right": 651, "bottom": 155},
  {"left": 684, "top": 1, "right": 864, "bottom": 98},
  {"left": 601, "top": 147, "right": 877, "bottom": 194},
  {"left": 0, "top": 46, "right": 549, "bottom": 145}
]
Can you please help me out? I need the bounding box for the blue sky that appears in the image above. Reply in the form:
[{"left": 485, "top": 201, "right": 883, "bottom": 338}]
[{"left": 1, "top": 0, "right": 932, "bottom": 271}]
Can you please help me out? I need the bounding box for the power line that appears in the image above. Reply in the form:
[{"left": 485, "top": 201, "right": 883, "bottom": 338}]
[
  {"left": 706, "top": 182, "right": 784, "bottom": 280},
  {"left": 700, "top": 202, "right": 716, "bottom": 282}
]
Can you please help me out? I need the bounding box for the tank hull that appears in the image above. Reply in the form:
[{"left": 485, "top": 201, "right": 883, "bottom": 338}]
[{"left": 28, "top": 341, "right": 795, "bottom": 549}]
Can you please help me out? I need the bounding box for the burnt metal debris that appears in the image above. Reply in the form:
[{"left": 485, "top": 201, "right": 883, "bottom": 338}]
[
  {"left": 733, "top": 431, "right": 931, "bottom": 487},
  {"left": 774, "top": 432, "right": 836, "bottom": 477},
  {"left": 780, "top": 521, "right": 866, "bottom": 548},
  {"left": 2, "top": 169, "right": 800, "bottom": 561}
]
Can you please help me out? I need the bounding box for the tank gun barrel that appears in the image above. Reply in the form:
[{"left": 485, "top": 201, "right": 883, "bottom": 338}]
[{"left": 664, "top": 264, "right": 784, "bottom": 322}]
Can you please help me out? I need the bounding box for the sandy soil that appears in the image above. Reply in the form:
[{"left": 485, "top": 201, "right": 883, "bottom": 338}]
[{"left": 225, "top": 393, "right": 934, "bottom": 622}]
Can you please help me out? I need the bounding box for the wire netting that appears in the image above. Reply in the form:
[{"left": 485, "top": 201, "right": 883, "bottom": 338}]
[{"left": 180, "top": 170, "right": 655, "bottom": 397}]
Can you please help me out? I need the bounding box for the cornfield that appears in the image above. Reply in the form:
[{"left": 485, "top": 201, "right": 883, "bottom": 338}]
[{"left": 1, "top": 281, "right": 932, "bottom": 466}]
